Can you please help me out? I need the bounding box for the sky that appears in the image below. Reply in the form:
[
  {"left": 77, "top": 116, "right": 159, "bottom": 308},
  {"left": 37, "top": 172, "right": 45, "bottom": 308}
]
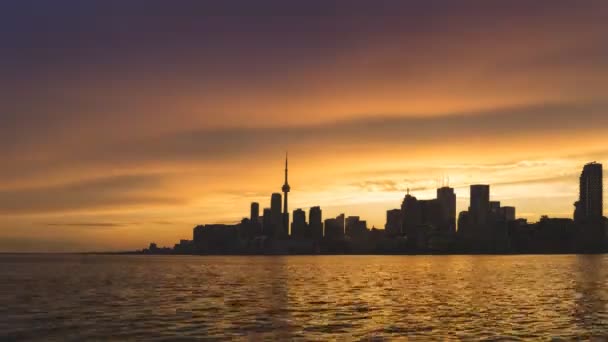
[{"left": 1, "top": 1, "right": 607, "bottom": 252}]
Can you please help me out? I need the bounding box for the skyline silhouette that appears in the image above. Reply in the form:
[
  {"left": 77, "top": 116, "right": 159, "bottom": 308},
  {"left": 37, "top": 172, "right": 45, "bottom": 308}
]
[{"left": 143, "top": 158, "right": 606, "bottom": 255}]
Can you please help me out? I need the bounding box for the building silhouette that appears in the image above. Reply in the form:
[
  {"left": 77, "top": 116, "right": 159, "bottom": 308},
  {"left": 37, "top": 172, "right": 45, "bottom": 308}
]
[
  {"left": 458, "top": 185, "right": 510, "bottom": 252},
  {"left": 291, "top": 208, "right": 308, "bottom": 239},
  {"left": 470, "top": 185, "right": 490, "bottom": 225},
  {"left": 193, "top": 224, "right": 239, "bottom": 254},
  {"left": 263, "top": 207, "right": 273, "bottom": 236},
  {"left": 399, "top": 189, "right": 449, "bottom": 249},
  {"left": 250, "top": 202, "right": 259, "bottom": 223},
  {"left": 385, "top": 209, "right": 402, "bottom": 237},
  {"left": 271, "top": 193, "right": 283, "bottom": 238},
  {"left": 574, "top": 162, "right": 604, "bottom": 251},
  {"left": 401, "top": 191, "right": 421, "bottom": 240},
  {"left": 345, "top": 216, "right": 368, "bottom": 239},
  {"left": 437, "top": 186, "right": 456, "bottom": 234},
  {"left": 575, "top": 162, "right": 603, "bottom": 223},
  {"left": 309, "top": 206, "right": 323, "bottom": 240},
  {"left": 325, "top": 214, "right": 345, "bottom": 240},
  {"left": 490, "top": 201, "right": 501, "bottom": 214},
  {"left": 500, "top": 206, "right": 516, "bottom": 222},
  {"left": 148, "top": 156, "right": 608, "bottom": 255}
]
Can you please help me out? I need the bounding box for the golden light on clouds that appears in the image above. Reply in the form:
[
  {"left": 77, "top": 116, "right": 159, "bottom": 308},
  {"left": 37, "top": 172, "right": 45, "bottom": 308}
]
[{"left": 1, "top": 2, "right": 607, "bottom": 251}]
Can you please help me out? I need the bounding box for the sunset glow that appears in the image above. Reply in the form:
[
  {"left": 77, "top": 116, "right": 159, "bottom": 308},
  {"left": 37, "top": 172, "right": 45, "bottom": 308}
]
[{"left": 1, "top": 1, "right": 607, "bottom": 251}]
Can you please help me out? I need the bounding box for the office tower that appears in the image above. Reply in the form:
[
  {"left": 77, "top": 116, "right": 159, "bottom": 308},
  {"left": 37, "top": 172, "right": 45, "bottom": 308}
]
[
  {"left": 271, "top": 192, "right": 283, "bottom": 238},
  {"left": 401, "top": 191, "right": 422, "bottom": 239},
  {"left": 325, "top": 214, "right": 345, "bottom": 239},
  {"left": 250, "top": 202, "right": 259, "bottom": 223},
  {"left": 291, "top": 209, "right": 307, "bottom": 238},
  {"left": 282, "top": 153, "right": 291, "bottom": 237},
  {"left": 309, "top": 206, "right": 323, "bottom": 240},
  {"left": 346, "top": 216, "right": 368, "bottom": 238},
  {"left": 575, "top": 162, "right": 603, "bottom": 223},
  {"left": 470, "top": 185, "right": 490, "bottom": 225},
  {"left": 437, "top": 187, "right": 456, "bottom": 233},
  {"left": 500, "top": 206, "right": 516, "bottom": 221},
  {"left": 385, "top": 209, "right": 402, "bottom": 236},
  {"left": 262, "top": 208, "right": 272, "bottom": 236},
  {"left": 490, "top": 201, "right": 501, "bottom": 214},
  {"left": 270, "top": 193, "right": 283, "bottom": 238},
  {"left": 419, "top": 199, "right": 442, "bottom": 229},
  {"left": 457, "top": 211, "right": 470, "bottom": 235}
]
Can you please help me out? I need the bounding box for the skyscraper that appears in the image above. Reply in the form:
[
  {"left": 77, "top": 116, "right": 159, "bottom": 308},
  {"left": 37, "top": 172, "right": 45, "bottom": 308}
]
[
  {"left": 470, "top": 185, "right": 490, "bottom": 225},
  {"left": 490, "top": 201, "right": 501, "bottom": 213},
  {"left": 500, "top": 206, "right": 516, "bottom": 221},
  {"left": 575, "top": 162, "right": 603, "bottom": 223},
  {"left": 574, "top": 162, "right": 604, "bottom": 251},
  {"left": 282, "top": 153, "right": 291, "bottom": 237},
  {"left": 309, "top": 206, "right": 323, "bottom": 240},
  {"left": 437, "top": 186, "right": 456, "bottom": 233},
  {"left": 345, "top": 216, "right": 368, "bottom": 238},
  {"left": 385, "top": 209, "right": 402, "bottom": 236},
  {"left": 401, "top": 191, "right": 422, "bottom": 239},
  {"left": 262, "top": 208, "right": 272, "bottom": 236},
  {"left": 270, "top": 193, "right": 283, "bottom": 238},
  {"left": 250, "top": 202, "right": 259, "bottom": 223},
  {"left": 291, "top": 208, "right": 307, "bottom": 238},
  {"left": 325, "top": 214, "right": 345, "bottom": 239}
]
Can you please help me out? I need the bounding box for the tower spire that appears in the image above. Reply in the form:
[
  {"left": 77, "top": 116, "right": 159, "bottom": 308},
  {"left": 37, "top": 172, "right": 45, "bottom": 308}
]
[
  {"left": 281, "top": 152, "right": 291, "bottom": 237},
  {"left": 285, "top": 151, "right": 288, "bottom": 184}
]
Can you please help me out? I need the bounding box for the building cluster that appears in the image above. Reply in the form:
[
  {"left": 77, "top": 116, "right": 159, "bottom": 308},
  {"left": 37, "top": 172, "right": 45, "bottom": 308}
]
[{"left": 143, "top": 161, "right": 607, "bottom": 255}]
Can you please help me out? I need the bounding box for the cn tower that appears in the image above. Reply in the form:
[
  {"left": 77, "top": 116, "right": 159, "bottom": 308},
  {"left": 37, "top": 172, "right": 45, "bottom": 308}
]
[{"left": 281, "top": 152, "right": 290, "bottom": 237}]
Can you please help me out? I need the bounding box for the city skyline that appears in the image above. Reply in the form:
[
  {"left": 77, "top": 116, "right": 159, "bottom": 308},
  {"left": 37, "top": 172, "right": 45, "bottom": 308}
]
[
  {"left": 1, "top": 1, "right": 608, "bottom": 252},
  {"left": 165, "top": 159, "right": 605, "bottom": 255}
]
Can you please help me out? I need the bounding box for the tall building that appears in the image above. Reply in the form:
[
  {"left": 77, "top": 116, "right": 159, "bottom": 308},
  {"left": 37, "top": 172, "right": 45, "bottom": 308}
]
[
  {"left": 490, "top": 201, "right": 501, "bottom": 214},
  {"left": 437, "top": 187, "right": 456, "bottom": 233},
  {"left": 401, "top": 190, "right": 444, "bottom": 248},
  {"left": 309, "top": 206, "right": 323, "bottom": 240},
  {"left": 470, "top": 185, "right": 490, "bottom": 225},
  {"left": 345, "top": 216, "right": 368, "bottom": 238},
  {"left": 401, "top": 191, "right": 422, "bottom": 239},
  {"left": 282, "top": 153, "right": 291, "bottom": 237},
  {"left": 270, "top": 193, "right": 283, "bottom": 238},
  {"left": 291, "top": 209, "right": 308, "bottom": 238},
  {"left": 575, "top": 162, "right": 603, "bottom": 223},
  {"left": 419, "top": 199, "right": 442, "bottom": 229},
  {"left": 385, "top": 209, "right": 402, "bottom": 236},
  {"left": 325, "top": 214, "right": 345, "bottom": 239},
  {"left": 459, "top": 184, "right": 509, "bottom": 252},
  {"left": 574, "top": 162, "right": 604, "bottom": 251},
  {"left": 262, "top": 208, "right": 272, "bottom": 236},
  {"left": 500, "top": 206, "right": 516, "bottom": 221},
  {"left": 250, "top": 202, "right": 259, "bottom": 223}
]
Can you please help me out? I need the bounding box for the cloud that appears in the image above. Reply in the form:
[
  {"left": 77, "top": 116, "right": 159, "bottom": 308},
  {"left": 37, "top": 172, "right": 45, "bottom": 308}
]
[
  {"left": 351, "top": 171, "right": 580, "bottom": 194},
  {"left": 77, "top": 100, "right": 608, "bottom": 162},
  {"left": 0, "top": 174, "right": 185, "bottom": 215},
  {"left": 1, "top": 100, "right": 607, "bottom": 190},
  {"left": 45, "top": 222, "right": 124, "bottom": 228}
]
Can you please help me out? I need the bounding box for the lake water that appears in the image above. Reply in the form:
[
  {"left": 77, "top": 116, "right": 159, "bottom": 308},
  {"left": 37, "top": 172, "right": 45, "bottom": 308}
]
[{"left": 1, "top": 254, "right": 608, "bottom": 340}]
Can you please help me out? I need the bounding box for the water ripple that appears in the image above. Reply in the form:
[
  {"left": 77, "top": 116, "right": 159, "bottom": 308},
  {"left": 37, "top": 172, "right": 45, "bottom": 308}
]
[{"left": 1, "top": 254, "right": 608, "bottom": 340}]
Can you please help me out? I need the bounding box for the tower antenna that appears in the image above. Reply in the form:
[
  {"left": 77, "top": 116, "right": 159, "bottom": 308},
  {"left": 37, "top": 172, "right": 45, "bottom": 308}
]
[{"left": 281, "top": 151, "right": 290, "bottom": 237}]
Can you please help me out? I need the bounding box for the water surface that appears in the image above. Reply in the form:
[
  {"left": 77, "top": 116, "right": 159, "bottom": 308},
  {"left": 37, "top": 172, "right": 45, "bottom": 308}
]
[{"left": 1, "top": 254, "right": 607, "bottom": 340}]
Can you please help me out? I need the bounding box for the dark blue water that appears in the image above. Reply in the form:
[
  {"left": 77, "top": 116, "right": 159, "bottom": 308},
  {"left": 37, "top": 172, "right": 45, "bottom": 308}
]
[{"left": 1, "top": 254, "right": 607, "bottom": 340}]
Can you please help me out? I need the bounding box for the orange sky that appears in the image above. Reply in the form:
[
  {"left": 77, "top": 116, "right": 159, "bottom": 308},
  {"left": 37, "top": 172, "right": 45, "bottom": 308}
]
[{"left": 1, "top": 1, "right": 607, "bottom": 251}]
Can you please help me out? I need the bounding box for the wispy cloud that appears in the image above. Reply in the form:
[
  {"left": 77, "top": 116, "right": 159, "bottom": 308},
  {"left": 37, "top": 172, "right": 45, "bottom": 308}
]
[
  {"left": 45, "top": 222, "right": 124, "bottom": 228},
  {"left": 0, "top": 174, "right": 186, "bottom": 215}
]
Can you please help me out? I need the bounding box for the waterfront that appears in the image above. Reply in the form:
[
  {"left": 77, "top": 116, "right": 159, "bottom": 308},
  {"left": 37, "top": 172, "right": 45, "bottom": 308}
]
[{"left": 2, "top": 254, "right": 608, "bottom": 340}]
